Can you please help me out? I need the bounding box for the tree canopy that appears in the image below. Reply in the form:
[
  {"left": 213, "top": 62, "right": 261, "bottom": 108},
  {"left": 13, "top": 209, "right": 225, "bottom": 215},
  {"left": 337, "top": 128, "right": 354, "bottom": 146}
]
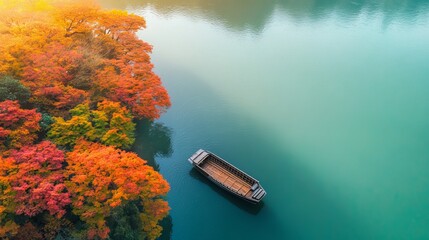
[
  {"left": 0, "top": 76, "right": 31, "bottom": 104},
  {"left": 0, "top": 0, "right": 170, "bottom": 119},
  {"left": 0, "top": 1, "right": 171, "bottom": 239},
  {"left": 48, "top": 100, "right": 136, "bottom": 149},
  {"left": 66, "top": 140, "right": 170, "bottom": 239},
  {"left": 0, "top": 100, "right": 41, "bottom": 150}
]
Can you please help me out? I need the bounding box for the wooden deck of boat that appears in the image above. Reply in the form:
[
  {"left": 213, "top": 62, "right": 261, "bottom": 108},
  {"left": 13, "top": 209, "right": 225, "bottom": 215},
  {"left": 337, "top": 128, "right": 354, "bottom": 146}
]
[{"left": 200, "top": 158, "right": 252, "bottom": 197}]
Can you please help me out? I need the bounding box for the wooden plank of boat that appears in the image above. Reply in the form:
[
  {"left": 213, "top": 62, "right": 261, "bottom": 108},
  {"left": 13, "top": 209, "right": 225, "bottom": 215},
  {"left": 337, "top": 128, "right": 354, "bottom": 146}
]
[{"left": 188, "top": 149, "right": 266, "bottom": 204}]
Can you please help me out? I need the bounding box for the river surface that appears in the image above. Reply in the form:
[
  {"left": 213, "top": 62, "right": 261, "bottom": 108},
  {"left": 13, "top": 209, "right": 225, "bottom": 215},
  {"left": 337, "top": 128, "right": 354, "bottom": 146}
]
[{"left": 101, "top": 1, "right": 429, "bottom": 239}]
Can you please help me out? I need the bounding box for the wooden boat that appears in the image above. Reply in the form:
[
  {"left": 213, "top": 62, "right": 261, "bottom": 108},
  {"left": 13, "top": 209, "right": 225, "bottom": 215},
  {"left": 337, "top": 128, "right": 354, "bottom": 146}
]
[{"left": 188, "top": 149, "right": 266, "bottom": 204}]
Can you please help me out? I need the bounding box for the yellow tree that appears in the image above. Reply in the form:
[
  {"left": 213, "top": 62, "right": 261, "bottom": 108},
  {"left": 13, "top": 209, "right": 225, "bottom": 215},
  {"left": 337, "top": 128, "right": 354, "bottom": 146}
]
[{"left": 48, "top": 100, "right": 135, "bottom": 149}]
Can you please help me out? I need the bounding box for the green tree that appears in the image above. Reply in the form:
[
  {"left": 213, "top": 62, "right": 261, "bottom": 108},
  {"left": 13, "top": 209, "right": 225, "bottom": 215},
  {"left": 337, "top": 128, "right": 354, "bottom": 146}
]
[
  {"left": 0, "top": 76, "right": 31, "bottom": 105},
  {"left": 107, "top": 202, "right": 142, "bottom": 240},
  {"left": 39, "top": 113, "right": 54, "bottom": 133}
]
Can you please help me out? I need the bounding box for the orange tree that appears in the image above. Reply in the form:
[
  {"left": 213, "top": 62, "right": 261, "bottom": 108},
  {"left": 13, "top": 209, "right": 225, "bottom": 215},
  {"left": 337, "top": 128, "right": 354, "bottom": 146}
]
[
  {"left": 65, "top": 140, "right": 170, "bottom": 239},
  {"left": 0, "top": 1, "right": 170, "bottom": 118}
]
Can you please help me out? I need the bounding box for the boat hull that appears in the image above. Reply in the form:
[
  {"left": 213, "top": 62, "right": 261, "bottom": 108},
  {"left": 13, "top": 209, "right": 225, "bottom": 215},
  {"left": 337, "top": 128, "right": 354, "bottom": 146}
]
[
  {"left": 194, "top": 166, "right": 263, "bottom": 204},
  {"left": 189, "top": 149, "right": 266, "bottom": 204}
]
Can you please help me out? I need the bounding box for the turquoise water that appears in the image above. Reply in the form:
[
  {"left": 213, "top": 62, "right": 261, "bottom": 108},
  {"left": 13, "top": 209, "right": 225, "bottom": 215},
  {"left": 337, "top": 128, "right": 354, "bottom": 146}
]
[{"left": 102, "top": 1, "right": 429, "bottom": 239}]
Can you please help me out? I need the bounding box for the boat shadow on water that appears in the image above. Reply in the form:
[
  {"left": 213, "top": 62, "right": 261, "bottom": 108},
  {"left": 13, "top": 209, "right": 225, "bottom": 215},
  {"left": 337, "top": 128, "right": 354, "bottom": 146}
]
[{"left": 189, "top": 168, "right": 265, "bottom": 215}]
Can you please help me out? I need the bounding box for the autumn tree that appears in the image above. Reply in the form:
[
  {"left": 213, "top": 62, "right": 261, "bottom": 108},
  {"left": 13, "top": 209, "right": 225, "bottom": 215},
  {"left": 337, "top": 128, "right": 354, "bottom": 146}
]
[
  {"left": 48, "top": 100, "right": 135, "bottom": 149},
  {"left": 8, "top": 141, "right": 71, "bottom": 217},
  {"left": 0, "top": 100, "right": 41, "bottom": 150},
  {"left": 53, "top": 1, "right": 99, "bottom": 40},
  {"left": 65, "top": 140, "right": 170, "bottom": 239},
  {"left": 12, "top": 222, "right": 43, "bottom": 240},
  {"left": 13, "top": 215, "right": 73, "bottom": 240},
  {"left": 96, "top": 63, "right": 171, "bottom": 119},
  {"left": 93, "top": 9, "right": 171, "bottom": 119},
  {"left": 0, "top": 1, "right": 67, "bottom": 77},
  {"left": 0, "top": 156, "right": 19, "bottom": 239},
  {"left": 52, "top": 5, "right": 171, "bottom": 119},
  {"left": 0, "top": 1, "right": 172, "bottom": 239},
  {"left": 1, "top": 1, "right": 171, "bottom": 119},
  {"left": 47, "top": 104, "right": 94, "bottom": 148},
  {"left": 21, "top": 43, "right": 87, "bottom": 114},
  {"left": 140, "top": 199, "right": 170, "bottom": 240}
]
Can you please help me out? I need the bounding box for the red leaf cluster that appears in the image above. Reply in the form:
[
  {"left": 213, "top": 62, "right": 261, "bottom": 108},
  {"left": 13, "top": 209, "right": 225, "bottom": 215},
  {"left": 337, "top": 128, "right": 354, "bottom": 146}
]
[
  {"left": 8, "top": 141, "right": 71, "bottom": 217},
  {"left": 0, "top": 100, "right": 41, "bottom": 150}
]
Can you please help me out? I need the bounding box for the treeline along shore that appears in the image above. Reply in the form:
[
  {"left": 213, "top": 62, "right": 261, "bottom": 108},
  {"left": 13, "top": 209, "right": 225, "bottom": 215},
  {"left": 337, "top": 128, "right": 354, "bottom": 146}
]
[{"left": 0, "top": 0, "right": 171, "bottom": 239}]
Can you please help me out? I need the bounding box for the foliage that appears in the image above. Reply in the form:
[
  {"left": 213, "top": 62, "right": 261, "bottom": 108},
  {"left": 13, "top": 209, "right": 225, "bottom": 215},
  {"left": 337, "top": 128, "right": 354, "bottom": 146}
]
[
  {"left": 8, "top": 141, "right": 71, "bottom": 217},
  {"left": 39, "top": 112, "right": 54, "bottom": 132},
  {"left": 0, "top": 1, "right": 171, "bottom": 238},
  {"left": 0, "top": 0, "right": 170, "bottom": 118},
  {"left": 140, "top": 199, "right": 170, "bottom": 240},
  {"left": 0, "top": 76, "right": 31, "bottom": 104},
  {"left": 48, "top": 100, "right": 135, "bottom": 149},
  {"left": 22, "top": 44, "right": 87, "bottom": 113},
  {"left": 65, "top": 140, "right": 170, "bottom": 239},
  {"left": 0, "top": 156, "right": 19, "bottom": 239},
  {"left": 107, "top": 202, "right": 142, "bottom": 240},
  {"left": 13, "top": 222, "right": 43, "bottom": 240},
  {"left": 8, "top": 215, "right": 73, "bottom": 240},
  {"left": 48, "top": 112, "right": 95, "bottom": 148},
  {"left": 0, "top": 100, "right": 41, "bottom": 150},
  {"left": 39, "top": 215, "right": 73, "bottom": 240}
]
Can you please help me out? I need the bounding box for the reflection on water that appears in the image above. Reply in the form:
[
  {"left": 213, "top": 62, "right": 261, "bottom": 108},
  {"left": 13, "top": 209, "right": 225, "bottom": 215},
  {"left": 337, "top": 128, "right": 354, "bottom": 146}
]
[
  {"left": 158, "top": 215, "right": 173, "bottom": 240},
  {"left": 188, "top": 168, "right": 265, "bottom": 215},
  {"left": 132, "top": 119, "right": 173, "bottom": 171},
  {"left": 132, "top": 120, "right": 173, "bottom": 239},
  {"left": 101, "top": 0, "right": 429, "bottom": 32}
]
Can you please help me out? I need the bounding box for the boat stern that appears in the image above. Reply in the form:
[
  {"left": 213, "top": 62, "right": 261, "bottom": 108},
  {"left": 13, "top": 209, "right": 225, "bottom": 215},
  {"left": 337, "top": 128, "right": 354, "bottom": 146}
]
[
  {"left": 249, "top": 183, "right": 266, "bottom": 203},
  {"left": 188, "top": 149, "right": 209, "bottom": 165}
]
